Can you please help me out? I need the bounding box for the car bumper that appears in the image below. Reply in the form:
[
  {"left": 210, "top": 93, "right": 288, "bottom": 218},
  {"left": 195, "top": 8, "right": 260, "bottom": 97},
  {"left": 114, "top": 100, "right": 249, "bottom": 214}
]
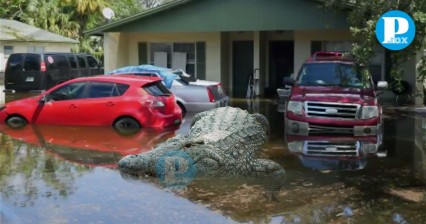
[
  {"left": 184, "top": 96, "right": 229, "bottom": 112},
  {"left": 285, "top": 118, "right": 381, "bottom": 136},
  {"left": 142, "top": 106, "right": 182, "bottom": 128}
]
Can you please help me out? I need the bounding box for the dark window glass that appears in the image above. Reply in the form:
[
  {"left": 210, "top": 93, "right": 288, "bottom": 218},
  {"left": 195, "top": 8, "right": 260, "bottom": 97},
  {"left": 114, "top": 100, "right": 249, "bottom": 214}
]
[
  {"left": 68, "top": 56, "right": 78, "bottom": 69},
  {"left": 88, "top": 82, "right": 115, "bottom": 98},
  {"left": 7, "top": 54, "right": 24, "bottom": 71},
  {"left": 24, "top": 54, "right": 41, "bottom": 71},
  {"left": 296, "top": 63, "right": 369, "bottom": 88},
  {"left": 4, "top": 46, "right": 13, "bottom": 55},
  {"left": 143, "top": 81, "right": 171, "bottom": 96},
  {"left": 56, "top": 55, "right": 68, "bottom": 69},
  {"left": 77, "top": 56, "right": 87, "bottom": 68},
  {"left": 45, "top": 55, "right": 68, "bottom": 70},
  {"left": 87, "top": 56, "right": 98, "bottom": 68},
  {"left": 50, "top": 82, "right": 88, "bottom": 101},
  {"left": 116, "top": 83, "right": 129, "bottom": 96}
]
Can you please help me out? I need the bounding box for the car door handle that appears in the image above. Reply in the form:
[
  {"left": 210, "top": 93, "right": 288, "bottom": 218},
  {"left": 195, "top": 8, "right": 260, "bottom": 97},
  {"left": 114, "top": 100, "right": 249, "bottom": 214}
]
[
  {"left": 69, "top": 104, "right": 77, "bottom": 109},
  {"left": 106, "top": 102, "right": 115, "bottom": 106}
]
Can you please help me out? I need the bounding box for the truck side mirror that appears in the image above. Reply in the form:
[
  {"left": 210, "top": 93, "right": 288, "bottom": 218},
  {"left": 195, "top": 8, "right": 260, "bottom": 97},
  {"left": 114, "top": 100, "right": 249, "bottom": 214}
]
[
  {"left": 283, "top": 77, "right": 296, "bottom": 86},
  {"left": 377, "top": 81, "right": 388, "bottom": 90}
]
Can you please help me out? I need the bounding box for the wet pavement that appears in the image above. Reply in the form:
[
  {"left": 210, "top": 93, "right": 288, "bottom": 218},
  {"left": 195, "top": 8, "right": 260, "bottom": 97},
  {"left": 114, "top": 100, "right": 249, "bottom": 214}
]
[{"left": 0, "top": 94, "right": 425, "bottom": 223}]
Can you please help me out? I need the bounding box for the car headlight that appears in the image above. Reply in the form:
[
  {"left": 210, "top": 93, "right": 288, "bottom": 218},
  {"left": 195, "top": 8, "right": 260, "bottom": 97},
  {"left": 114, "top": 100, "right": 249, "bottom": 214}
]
[
  {"left": 287, "top": 101, "right": 303, "bottom": 115},
  {"left": 287, "top": 141, "right": 304, "bottom": 153},
  {"left": 361, "top": 106, "right": 378, "bottom": 119}
]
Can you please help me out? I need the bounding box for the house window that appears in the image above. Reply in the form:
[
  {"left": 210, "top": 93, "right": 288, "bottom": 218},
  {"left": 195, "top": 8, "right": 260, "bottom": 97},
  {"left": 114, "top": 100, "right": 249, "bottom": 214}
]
[
  {"left": 150, "top": 42, "right": 196, "bottom": 77},
  {"left": 323, "top": 41, "right": 352, "bottom": 53},
  {"left": 27, "top": 46, "right": 45, "bottom": 53},
  {"left": 4, "top": 46, "right": 13, "bottom": 55}
]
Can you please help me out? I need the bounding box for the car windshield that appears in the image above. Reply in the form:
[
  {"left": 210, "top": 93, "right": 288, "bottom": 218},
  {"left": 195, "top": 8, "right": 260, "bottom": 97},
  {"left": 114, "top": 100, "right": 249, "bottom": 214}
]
[{"left": 296, "top": 63, "right": 369, "bottom": 88}]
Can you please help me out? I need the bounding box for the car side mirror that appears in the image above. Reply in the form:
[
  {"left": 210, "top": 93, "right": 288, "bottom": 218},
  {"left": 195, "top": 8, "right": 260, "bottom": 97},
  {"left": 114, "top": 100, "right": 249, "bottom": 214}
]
[
  {"left": 283, "top": 77, "right": 296, "bottom": 86},
  {"left": 377, "top": 81, "right": 388, "bottom": 90}
]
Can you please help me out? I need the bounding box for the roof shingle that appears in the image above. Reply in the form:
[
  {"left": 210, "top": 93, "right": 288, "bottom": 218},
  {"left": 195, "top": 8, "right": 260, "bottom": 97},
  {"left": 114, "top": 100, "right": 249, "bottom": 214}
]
[{"left": 0, "top": 19, "right": 79, "bottom": 44}]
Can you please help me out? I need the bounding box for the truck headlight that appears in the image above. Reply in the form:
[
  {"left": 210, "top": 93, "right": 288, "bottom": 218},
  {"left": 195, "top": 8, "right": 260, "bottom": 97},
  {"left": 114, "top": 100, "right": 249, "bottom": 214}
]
[
  {"left": 287, "top": 141, "right": 304, "bottom": 153},
  {"left": 361, "top": 106, "right": 378, "bottom": 119},
  {"left": 287, "top": 101, "right": 303, "bottom": 115}
]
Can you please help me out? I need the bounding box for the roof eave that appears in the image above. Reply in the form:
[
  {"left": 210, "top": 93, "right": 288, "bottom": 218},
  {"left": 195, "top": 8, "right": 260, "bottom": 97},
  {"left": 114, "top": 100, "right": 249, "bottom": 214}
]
[
  {"left": 0, "top": 39, "right": 79, "bottom": 44},
  {"left": 85, "top": 0, "right": 193, "bottom": 35}
]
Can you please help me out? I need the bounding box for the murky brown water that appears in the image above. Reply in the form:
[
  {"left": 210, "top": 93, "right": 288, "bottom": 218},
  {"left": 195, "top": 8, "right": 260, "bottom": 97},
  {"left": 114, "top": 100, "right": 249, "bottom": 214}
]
[{"left": 0, "top": 95, "right": 425, "bottom": 223}]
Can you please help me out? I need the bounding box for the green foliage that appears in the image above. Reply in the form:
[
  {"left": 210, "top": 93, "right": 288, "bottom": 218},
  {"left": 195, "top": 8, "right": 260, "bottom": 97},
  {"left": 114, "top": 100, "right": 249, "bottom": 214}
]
[
  {"left": 325, "top": 0, "right": 426, "bottom": 91},
  {"left": 0, "top": 0, "right": 144, "bottom": 59},
  {"left": 0, "top": 0, "right": 27, "bottom": 19}
]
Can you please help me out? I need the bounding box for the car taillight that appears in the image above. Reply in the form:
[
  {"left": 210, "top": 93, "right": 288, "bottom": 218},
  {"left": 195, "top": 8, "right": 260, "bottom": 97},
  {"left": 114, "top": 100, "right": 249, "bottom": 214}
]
[
  {"left": 144, "top": 99, "right": 165, "bottom": 108},
  {"left": 40, "top": 61, "right": 47, "bottom": 72},
  {"left": 207, "top": 88, "right": 215, "bottom": 102}
]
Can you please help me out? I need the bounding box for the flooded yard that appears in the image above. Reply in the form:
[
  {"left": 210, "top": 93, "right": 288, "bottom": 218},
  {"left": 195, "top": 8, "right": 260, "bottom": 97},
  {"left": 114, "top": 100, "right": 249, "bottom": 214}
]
[{"left": 0, "top": 95, "right": 425, "bottom": 223}]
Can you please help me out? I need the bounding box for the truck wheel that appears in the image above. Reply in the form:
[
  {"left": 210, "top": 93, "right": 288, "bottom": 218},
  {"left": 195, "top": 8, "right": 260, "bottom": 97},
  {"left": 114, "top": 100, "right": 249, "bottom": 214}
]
[{"left": 6, "top": 116, "right": 28, "bottom": 129}]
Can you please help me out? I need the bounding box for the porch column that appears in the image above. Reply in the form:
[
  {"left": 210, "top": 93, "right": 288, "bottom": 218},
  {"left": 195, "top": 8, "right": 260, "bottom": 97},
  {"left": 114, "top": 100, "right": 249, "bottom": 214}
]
[
  {"left": 253, "top": 32, "right": 261, "bottom": 96},
  {"left": 294, "top": 31, "right": 310, "bottom": 78},
  {"left": 103, "top": 32, "right": 129, "bottom": 72}
]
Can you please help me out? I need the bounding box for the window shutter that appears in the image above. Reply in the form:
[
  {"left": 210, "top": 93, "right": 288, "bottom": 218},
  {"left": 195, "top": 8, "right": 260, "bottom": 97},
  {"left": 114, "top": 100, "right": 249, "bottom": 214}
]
[
  {"left": 138, "top": 42, "right": 148, "bottom": 65},
  {"left": 196, "top": 42, "right": 206, "bottom": 80}
]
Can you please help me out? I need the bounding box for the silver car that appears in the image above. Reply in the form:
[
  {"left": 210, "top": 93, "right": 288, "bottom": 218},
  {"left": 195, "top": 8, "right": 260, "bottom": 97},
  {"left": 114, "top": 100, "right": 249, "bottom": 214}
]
[{"left": 108, "top": 65, "right": 229, "bottom": 116}]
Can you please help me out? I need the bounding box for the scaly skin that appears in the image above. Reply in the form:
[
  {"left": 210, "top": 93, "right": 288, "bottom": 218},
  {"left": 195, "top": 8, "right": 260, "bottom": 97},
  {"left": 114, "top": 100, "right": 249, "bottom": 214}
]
[{"left": 118, "top": 107, "right": 285, "bottom": 183}]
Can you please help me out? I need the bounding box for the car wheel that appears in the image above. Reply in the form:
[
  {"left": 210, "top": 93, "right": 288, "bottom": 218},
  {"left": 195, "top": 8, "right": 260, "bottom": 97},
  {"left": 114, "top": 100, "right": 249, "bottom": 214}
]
[
  {"left": 113, "top": 117, "right": 141, "bottom": 134},
  {"left": 6, "top": 116, "right": 28, "bottom": 129},
  {"left": 177, "top": 102, "right": 186, "bottom": 118}
]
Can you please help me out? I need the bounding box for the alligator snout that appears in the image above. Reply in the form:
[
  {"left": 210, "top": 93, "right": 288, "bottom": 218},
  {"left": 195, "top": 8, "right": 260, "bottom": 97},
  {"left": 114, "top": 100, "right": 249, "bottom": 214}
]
[{"left": 118, "top": 154, "right": 153, "bottom": 175}]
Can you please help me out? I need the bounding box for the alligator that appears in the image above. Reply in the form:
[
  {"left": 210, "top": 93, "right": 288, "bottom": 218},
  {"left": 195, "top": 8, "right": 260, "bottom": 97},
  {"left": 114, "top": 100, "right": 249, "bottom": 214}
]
[{"left": 118, "top": 107, "right": 285, "bottom": 187}]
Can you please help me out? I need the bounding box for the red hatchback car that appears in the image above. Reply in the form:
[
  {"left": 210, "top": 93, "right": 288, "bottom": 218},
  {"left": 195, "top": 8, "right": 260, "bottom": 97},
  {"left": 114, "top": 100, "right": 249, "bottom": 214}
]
[{"left": 0, "top": 75, "right": 182, "bottom": 129}]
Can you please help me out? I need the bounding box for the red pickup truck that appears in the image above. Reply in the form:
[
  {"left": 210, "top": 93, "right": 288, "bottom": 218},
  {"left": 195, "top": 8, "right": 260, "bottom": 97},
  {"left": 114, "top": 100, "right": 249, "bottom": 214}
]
[{"left": 284, "top": 52, "right": 388, "bottom": 136}]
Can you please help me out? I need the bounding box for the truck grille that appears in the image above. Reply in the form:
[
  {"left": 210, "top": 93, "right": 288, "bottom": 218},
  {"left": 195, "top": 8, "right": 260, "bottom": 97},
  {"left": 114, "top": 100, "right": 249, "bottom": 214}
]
[
  {"left": 305, "top": 101, "right": 359, "bottom": 119},
  {"left": 305, "top": 141, "right": 359, "bottom": 157}
]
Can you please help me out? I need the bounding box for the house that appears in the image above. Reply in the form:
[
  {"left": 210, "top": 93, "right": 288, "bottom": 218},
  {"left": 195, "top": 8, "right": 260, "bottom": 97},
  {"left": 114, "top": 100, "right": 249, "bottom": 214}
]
[
  {"left": 0, "top": 19, "right": 79, "bottom": 73},
  {"left": 87, "top": 0, "right": 423, "bottom": 103}
]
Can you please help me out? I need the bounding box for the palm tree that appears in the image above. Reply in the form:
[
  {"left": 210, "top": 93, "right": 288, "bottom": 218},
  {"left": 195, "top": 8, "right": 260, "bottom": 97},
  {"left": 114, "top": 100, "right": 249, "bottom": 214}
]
[
  {"left": 21, "top": 0, "right": 80, "bottom": 39},
  {"left": 65, "top": 0, "right": 107, "bottom": 38}
]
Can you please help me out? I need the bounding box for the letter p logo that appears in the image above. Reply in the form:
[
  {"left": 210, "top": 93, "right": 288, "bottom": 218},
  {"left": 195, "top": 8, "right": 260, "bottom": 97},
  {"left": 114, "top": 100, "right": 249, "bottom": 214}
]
[{"left": 376, "top": 10, "right": 415, "bottom": 50}]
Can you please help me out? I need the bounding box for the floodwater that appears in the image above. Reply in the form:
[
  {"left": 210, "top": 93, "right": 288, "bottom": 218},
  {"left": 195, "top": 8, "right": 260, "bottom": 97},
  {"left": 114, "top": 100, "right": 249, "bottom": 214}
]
[{"left": 0, "top": 95, "right": 425, "bottom": 224}]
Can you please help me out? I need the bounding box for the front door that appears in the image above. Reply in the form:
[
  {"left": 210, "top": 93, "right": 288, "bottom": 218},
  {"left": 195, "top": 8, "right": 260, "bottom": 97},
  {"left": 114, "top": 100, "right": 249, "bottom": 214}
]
[
  {"left": 232, "top": 41, "right": 254, "bottom": 98},
  {"left": 269, "top": 41, "right": 294, "bottom": 91}
]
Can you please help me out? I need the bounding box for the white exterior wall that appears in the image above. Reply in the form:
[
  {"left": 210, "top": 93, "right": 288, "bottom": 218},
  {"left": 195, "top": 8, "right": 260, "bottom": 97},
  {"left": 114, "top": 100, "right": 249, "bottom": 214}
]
[
  {"left": 103, "top": 30, "right": 354, "bottom": 97},
  {"left": 293, "top": 29, "right": 352, "bottom": 74},
  {"left": 0, "top": 41, "right": 74, "bottom": 72},
  {"left": 124, "top": 32, "right": 222, "bottom": 82},
  {"left": 104, "top": 33, "right": 130, "bottom": 73}
]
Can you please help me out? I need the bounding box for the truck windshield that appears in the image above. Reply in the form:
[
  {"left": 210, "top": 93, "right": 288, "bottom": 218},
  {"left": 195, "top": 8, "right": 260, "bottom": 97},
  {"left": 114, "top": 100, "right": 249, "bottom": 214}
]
[{"left": 296, "top": 63, "right": 369, "bottom": 88}]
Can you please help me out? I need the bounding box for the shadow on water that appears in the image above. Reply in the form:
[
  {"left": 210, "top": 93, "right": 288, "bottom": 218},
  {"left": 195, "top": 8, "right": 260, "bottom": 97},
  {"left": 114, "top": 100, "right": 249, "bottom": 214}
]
[{"left": 0, "top": 95, "right": 425, "bottom": 223}]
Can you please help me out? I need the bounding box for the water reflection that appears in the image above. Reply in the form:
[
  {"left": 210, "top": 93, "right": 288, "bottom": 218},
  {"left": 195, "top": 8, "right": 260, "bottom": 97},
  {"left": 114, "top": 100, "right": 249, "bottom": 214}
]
[
  {"left": 0, "top": 96, "right": 425, "bottom": 223},
  {"left": 0, "top": 124, "right": 176, "bottom": 168},
  {"left": 286, "top": 135, "right": 385, "bottom": 171}
]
